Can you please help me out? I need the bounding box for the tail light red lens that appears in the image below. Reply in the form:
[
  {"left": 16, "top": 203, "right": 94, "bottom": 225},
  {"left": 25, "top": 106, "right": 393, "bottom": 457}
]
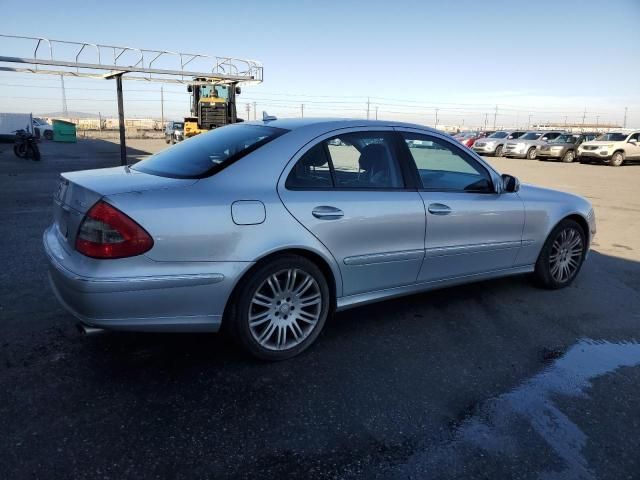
[{"left": 76, "top": 201, "right": 153, "bottom": 259}]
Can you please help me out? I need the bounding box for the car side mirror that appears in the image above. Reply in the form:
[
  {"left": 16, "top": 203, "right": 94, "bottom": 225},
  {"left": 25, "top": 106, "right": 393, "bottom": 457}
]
[
  {"left": 501, "top": 174, "right": 520, "bottom": 193},
  {"left": 629, "top": 139, "right": 638, "bottom": 145},
  {"left": 235, "top": 86, "right": 242, "bottom": 95},
  {"left": 541, "top": 137, "right": 548, "bottom": 141}
]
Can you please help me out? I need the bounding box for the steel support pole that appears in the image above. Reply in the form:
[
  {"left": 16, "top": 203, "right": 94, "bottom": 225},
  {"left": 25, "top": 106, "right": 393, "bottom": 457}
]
[{"left": 115, "top": 74, "right": 127, "bottom": 166}]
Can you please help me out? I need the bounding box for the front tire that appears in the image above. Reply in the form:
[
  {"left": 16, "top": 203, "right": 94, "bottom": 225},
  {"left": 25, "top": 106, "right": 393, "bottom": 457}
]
[
  {"left": 44, "top": 130, "right": 53, "bottom": 140},
  {"left": 230, "top": 255, "right": 330, "bottom": 361},
  {"left": 610, "top": 151, "right": 624, "bottom": 167},
  {"left": 562, "top": 150, "right": 575, "bottom": 163},
  {"left": 534, "top": 219, "right": 586, "bottom": 289},
  {"left": 495, "top": 145, "right": 503, "bottom": 157},
  {"left": 526, "top": 147, "right": 537, "bottom": 160}
]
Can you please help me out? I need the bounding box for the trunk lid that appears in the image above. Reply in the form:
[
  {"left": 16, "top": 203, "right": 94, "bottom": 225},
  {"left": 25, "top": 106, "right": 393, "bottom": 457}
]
[{"left": 52, "top": 166, "right": 196, "bottom": 252}]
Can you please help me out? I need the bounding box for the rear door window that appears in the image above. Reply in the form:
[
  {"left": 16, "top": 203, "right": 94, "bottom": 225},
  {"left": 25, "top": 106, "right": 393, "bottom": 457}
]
[{"left": 285, "top": 131, "right": 405, "bottom": 189}]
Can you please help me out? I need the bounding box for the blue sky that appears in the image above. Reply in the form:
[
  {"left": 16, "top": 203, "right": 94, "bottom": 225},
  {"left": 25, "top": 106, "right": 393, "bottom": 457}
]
[{"left": 1, "top": 0, "right": 638, "bottom": 128}]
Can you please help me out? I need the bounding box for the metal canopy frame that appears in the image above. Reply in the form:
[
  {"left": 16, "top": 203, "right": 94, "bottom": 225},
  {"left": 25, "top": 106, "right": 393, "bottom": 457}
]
[{"left": 0, "top": 34, "right": 263, "bottom": 164}]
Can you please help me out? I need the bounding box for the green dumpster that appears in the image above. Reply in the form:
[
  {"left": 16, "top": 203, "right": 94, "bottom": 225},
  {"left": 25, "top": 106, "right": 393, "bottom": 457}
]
[{"left": 52, "top": 119, "right": 77, "bottom": 143}]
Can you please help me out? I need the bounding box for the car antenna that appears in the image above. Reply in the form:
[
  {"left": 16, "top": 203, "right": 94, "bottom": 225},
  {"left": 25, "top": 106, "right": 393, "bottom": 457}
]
[{"left": 262, "top": 111, "right": 277, "bottom": 122}]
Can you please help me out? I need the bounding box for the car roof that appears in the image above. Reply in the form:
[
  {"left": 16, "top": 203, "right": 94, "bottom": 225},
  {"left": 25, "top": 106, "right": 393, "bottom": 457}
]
[{"left": 241, "top": 117, "right": 442, "bottom": 134}]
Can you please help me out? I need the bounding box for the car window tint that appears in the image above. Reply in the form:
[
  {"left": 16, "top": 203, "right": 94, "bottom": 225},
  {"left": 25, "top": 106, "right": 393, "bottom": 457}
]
[
  {"left": 285, "top": 143, "right": 333, "bottom": 188},
  {"left": 325, "top": 133, "right": 404, "bottom": 189},
  {"left": 402, "top": 133, "right": 493, "bottom": 193},
  {"left": 134, "top": 124, "right": 287, "bottom": 179}
]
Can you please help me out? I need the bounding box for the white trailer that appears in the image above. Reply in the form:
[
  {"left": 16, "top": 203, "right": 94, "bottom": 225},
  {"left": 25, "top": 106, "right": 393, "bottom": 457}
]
[{"left": 0, "top": 113, "right": 33, "bottom": 141}]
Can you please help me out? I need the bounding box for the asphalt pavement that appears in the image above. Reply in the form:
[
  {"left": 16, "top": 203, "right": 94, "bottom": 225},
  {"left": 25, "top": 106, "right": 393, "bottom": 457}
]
[{"left": 1, "top": 138, "right": 639, "bottom": 479}]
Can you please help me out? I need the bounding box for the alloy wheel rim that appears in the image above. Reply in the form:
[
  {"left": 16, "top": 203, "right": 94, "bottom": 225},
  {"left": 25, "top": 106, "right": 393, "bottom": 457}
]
[
  {"left": 549, "top": 228, "right": 583, "bottom": 283},
  {"left": 248, "top": 268, "right": 322, "bottom": 351}
]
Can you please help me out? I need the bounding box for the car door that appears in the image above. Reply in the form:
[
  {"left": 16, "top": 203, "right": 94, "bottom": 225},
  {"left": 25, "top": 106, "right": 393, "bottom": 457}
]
[
  {"left": 627, "top": 133, "right": 640, "bottom": 159},
  {"left": 278, "top": 129, "right": 426, "bottom": 296},
  {"left": 396, "top": 129, "right": 525, "bottom": 283}
]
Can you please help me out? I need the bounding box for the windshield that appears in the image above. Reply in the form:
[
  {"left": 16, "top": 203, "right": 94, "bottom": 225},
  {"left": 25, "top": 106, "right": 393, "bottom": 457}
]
[
  {"left": 457, "top": 132, "right": 478, "bottom": 138},
  {"left": 172, "top": 122, "right": 184, "bottom": 129},
  {"left": 521, "top": 132, "right": 542, "bottom": 140},
  {"left": 133, "top": 124, "right": 287, "bottom": 179},
  {"left": 488, "top": 132, "right": 508, "bottom": 139},
  {"left": 596, "top": 133, "right": 627, "bottom": 142},
  {"left": 552, "top": 134, "right": 577, "bottom": 143}
]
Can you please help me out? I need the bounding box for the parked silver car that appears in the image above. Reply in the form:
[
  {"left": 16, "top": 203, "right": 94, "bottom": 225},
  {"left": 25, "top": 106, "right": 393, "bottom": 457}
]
[
  {"left": 503, "top": 131, "right": 564, "bottom": 159},
  {"left": 44, "top": 119, "right": 595, "bottom": 360},
  {"left": 472, "top": 130, "right": 527, "bottom": 157}
]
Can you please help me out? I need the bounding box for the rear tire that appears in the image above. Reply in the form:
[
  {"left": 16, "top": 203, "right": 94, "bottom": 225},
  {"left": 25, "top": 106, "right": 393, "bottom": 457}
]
[
  {"left": 562, "top": 150, "right": 575, "bottom": 163},
  {"left": 229, "top": 255, "right": 330, "bottom": 361},
  {"left": 13, "top": 144, "right": 26, "bottom": 158},
  {"left": 610, "top": 151, "right": 624, "bottom": 167},
  {"left": 170, "top": 135, "right": 175, "bottom": 145},
  {"left": 527, "top": 147, "right": 537, "bottom": 160},
  {"left": 534, "top": 219, "right": 586, "bottom": 289}
]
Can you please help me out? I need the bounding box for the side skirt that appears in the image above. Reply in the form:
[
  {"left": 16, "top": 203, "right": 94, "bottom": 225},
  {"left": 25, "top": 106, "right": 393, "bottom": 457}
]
[{"left": 335, "top": 265, "right": 534, "bottom": 311}]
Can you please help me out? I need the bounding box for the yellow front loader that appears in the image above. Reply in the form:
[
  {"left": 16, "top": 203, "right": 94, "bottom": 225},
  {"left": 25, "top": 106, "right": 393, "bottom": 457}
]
[{"left": 184, "top": 80, "right": 243, "bottom": 137}]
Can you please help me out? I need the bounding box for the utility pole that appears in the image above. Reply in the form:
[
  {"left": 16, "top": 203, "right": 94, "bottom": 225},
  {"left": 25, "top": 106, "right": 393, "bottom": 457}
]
[
  {"left": 623, "top": 107, "right": 628, "bottom": 128},
  {"left": 596, "top": 115, "right": 600, "bottom": 129},
  {"left": 301, "top": 104, "right": 304, "bottom": 118},
  {"left": 366, "top": 97, "right": 370, "bottom": 120},
  {"left": 435, "top": 108, "right": 439, "bottom": 128},
  {"left": 253, "top": 102, "right": 257, "bottom": 121},
  {"left": 98, "top": 112, "right": 102, "bottom": 131},
  {"left": 246, "top": 103, "right": 250, "bottom": 121},
  {"left": 115, "top": 74, "right": 126, "bottom": 166},
  {"left": 528, "top": 114, "right": 533, "bottom": 128},
  {"left": 483, "top": 113, "right": 488, "bottom": 130},
  {"left": 493, "top": 105, "right": 498, "bottom": 130},
  {"left": 582, "top": 107, "right": 586, "bottom": 126},
  {"left": 375, "top": 106, "right": 378, "bottom": 120},
  {"left": 563, "top": 115, "right": 567, "bottom": 128},
  {"left": 60, "top": 74, "right": 68, "bottom": 116},
  {"left": 160, "top": 85, "right": 164, "bottom": 127}
]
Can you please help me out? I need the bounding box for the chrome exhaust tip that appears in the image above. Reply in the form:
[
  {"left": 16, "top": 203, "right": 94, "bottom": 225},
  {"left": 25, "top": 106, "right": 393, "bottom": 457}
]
[{"left": 76, "top": 322, "right": 105, "bottom": 336}]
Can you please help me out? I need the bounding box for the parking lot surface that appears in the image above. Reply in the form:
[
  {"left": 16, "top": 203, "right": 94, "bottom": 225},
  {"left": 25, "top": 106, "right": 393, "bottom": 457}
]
[{"left": 1, "top": 138, "right": 639, "bottom": 479}]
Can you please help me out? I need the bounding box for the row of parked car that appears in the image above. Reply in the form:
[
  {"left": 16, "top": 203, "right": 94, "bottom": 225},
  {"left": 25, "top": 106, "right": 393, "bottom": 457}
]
[{"left": 452, "top": 130, "right": 640, "bottom": 166}]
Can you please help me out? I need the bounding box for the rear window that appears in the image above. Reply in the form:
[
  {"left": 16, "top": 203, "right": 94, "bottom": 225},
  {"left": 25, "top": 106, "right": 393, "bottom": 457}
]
[{"left": 133, "top": 124, "right": 287, "bottom": 179}]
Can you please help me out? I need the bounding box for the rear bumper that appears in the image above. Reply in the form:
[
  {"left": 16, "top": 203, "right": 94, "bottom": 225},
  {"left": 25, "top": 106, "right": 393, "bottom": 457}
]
[{"left": 43, "top": 226, "right": 250, "bottom": 332}]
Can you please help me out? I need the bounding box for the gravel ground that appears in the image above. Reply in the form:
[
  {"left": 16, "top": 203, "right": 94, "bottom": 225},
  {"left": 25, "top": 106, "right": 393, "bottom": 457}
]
[{"left": 0, "top": 138, "right": 638, "bottom": 479}]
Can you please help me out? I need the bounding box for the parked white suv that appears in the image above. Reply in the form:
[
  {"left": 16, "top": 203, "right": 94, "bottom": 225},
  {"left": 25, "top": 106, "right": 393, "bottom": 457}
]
[{"left": 578, "top": 131, "right": 640, "bottom": 166}]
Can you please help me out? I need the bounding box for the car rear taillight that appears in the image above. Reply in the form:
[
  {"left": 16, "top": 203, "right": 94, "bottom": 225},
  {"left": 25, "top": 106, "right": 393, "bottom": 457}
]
[{"left": 76, "top": 201, "right": 153, "bottom": 259}]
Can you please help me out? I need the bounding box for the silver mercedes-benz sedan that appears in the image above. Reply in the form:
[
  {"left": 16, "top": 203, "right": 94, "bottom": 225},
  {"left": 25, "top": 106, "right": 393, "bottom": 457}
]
[{"left": 44, "top": 118, "right": 596, "bottom": 360}]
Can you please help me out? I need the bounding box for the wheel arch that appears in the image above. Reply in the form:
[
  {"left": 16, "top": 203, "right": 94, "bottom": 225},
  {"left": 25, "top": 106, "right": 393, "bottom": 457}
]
[
  {"left": 221, "top": 247, "right": 340, "bottom": 328},
  {"left": 563, "top": 213, "right": 589, "bottom": 238}
]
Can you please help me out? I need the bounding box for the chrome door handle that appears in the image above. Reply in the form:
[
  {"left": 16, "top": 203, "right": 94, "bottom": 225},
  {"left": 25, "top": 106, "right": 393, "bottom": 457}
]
[
  {"left": 312, "top": 206, "right": 344, "bottom": 220},
  {"left": 428, "top": 203, "right": 452, "bottom": 215}
]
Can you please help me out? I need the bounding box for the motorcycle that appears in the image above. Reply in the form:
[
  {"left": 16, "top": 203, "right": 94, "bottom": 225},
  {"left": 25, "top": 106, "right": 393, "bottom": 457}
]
[{"left": 13, "top": 129, "right": 41, "bottom": 161}]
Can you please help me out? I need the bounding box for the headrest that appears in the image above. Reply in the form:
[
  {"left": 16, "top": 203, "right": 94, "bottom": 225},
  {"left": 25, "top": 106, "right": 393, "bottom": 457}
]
[{"left": 359, "top": 143, "right": 388, "bottom": 171}]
